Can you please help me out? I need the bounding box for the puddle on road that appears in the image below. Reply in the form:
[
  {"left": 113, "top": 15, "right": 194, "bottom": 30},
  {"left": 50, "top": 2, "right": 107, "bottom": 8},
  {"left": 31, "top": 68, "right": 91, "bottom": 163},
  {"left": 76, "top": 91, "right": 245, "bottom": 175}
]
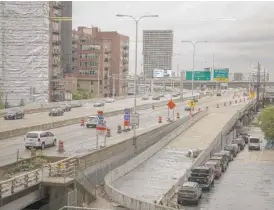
[{"left": 113, "top": 147, "right": 193, "bottom": 203}]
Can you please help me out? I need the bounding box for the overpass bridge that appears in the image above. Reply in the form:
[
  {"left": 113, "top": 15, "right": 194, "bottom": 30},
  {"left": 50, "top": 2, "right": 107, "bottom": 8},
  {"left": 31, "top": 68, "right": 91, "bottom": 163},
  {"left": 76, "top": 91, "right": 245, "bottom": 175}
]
[{"left": 128, "top": 78, "right": 274, "bottom": 90}]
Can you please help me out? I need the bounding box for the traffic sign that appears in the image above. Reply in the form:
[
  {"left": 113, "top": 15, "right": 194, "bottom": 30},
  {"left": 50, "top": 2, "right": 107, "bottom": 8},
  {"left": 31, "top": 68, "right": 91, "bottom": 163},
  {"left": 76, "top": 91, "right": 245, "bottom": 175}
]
[
  {"left": 186, "top": 71, "right": 211, "bottom": 81},
  {"left": 188, "top": 100, "right": 196, "bottom": 108},
  {"left": 213, "top": 68, "right": 229, "bottom": 82},
  {"left": 130, "top": 113, "right": 140, "bottom": 126},
  {"left": 124, "top": 108, "right": 130, "bottom": 115},
  {"left": 250, "top": 91, "right": 255, "bottom": 99},
  {"left": 167, "top": 100, "right": 176, "bottom": 110},
  {"left": 124, "top": 114, "right": 130, "bottom": 121}
]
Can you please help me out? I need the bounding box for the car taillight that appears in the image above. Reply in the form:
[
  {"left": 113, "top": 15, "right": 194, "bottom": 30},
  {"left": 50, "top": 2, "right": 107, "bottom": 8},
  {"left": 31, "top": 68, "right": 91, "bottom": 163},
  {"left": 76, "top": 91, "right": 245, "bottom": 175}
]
[{"left": 37, "top": 138, "right": 40, "bottom": 142}]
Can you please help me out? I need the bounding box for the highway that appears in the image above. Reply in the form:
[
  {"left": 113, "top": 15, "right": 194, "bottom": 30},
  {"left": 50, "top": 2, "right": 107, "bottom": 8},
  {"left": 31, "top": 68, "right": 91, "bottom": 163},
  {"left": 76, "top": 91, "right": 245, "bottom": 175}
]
[
  {"left": 183, "top": 126, "right": 274, "bottom": 210},
  {"left": 0, "top": 96, "right": 172, "bottom": 132},
  {"left": 80, "top": 94, "right": 235, "bottom": 185},
  {"left": 0, "top": 92, "right": 208, "bottom": 166},
  {"left": 111, "top": 93, "right": 247, "bottom": 203}
]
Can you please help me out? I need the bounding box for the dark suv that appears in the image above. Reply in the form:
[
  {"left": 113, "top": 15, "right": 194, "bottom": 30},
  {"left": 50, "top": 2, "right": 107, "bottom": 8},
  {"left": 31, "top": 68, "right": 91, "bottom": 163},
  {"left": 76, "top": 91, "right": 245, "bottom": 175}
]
[
  {"left": 188, "top": 166, "right": 215, "bottom": 191},
  {"left": 4, "top": 108, "right": 25, "bottom": 120},
  {"left": 232, "top": 137, "right": 245, "bottom": 151}
]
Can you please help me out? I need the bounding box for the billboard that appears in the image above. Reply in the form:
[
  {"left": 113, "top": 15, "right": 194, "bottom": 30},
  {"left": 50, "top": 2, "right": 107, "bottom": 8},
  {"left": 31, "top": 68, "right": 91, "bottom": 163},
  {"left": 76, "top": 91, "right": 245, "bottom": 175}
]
[{"left": 153, "top": 69, "right": 172, "bottom": 78}]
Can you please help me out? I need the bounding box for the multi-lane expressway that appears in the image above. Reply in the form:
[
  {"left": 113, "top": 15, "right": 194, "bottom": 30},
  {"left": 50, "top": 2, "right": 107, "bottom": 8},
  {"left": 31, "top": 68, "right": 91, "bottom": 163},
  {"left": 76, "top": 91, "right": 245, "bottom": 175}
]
[
  {"left": 0, "top": 95, "right": 172, "bottom": 132},
  {"left": 0, "top": 92, "right": 228, "bottom": 167}
]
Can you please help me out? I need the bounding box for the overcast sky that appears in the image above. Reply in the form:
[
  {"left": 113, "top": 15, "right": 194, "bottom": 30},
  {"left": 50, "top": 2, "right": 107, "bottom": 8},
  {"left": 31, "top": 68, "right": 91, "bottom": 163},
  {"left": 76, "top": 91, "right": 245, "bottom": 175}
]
[{"left": 73, "top": 1, "right": 274, "bottom": 79}]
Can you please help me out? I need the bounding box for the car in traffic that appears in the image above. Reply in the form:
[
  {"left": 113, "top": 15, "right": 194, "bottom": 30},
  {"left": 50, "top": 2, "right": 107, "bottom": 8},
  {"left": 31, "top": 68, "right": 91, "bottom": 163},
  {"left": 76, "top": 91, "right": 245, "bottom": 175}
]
[
  {"left": 93, "top": 102, "right": 105, "bottom": 107},
  {"left": 213, "top": 152, "right": 231, "bottom": 166},
  {"left": 86, "top": 116, "right": 98, "bottom": 128},
  {"left": 152, "top": 95, "right": 161, "bottom": 100},
  {"left": 204, "top": 160, "right": 222, "bottom": 179},
  {"left": 105, "top": 98, "right": 115, "bottom": 103},
  {"left": 24, "top": 131, "right": 57, "bottom": 150},
  {"left": 210, "top": 156, "right": 228, "bottom": 172},
  {"left": 4, "top": 108, "right": 25, "bottom": 120},
  {"left": 219, "top": 150, "right": 234, "bottom": 161},
  {"left": 232, "top": 137, "right": 245, "bottom": 151},
  {"left": 177, "top": 181, "right": 202, "bottom": 205},
  {"left": 216, "top": 92, "right": 222, "bottom": 96},
  {"left": 49, "top": 108, "right": 64, "bottom": 116},
  {"left": 185, "top": 106, "right": 191, "bottom": 111},
  {"left": 142, "top": 95, "right": 149, "bottom": 100},
  {"left": 188, "top": 166, "right": 215, "bottom": 190},
  {"left": 248, "top": 136, "right": 262, "bottom": 150},
  {"left": 224, "top": 144, "right": 239, "bottom": 157},
  {"left": 237, "top": 132, "right": 249, "bottom": 144},
  {"left": 60, "top": 104, "right": 71, "bottom": 112}
]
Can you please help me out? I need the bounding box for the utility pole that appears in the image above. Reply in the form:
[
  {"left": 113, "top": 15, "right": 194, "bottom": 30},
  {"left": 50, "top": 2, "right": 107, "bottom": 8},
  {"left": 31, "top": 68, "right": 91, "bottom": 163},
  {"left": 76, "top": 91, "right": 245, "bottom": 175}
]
[
  {"left": 256, "top": 62, "right": 261, "bottom": 112},
  {"left": 262, "top": 68, "right": 266, "bottom": 108}
]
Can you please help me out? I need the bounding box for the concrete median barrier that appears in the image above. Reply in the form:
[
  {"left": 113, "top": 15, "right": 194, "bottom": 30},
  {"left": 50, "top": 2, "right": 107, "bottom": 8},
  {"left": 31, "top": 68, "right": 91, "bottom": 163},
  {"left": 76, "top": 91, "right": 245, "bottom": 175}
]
[
  {"left": 0, "top": 96, "right": 198, "bottom": 140},
  {"left": 103, "top": 110, "right": 208, "bottom": 210}
]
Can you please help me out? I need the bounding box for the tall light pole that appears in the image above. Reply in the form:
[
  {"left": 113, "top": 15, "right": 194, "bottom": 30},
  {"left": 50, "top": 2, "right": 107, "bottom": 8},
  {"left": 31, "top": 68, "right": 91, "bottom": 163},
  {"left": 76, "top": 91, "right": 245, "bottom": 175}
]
[
  {"left": 116, "top": 14, "right": 158, "bottom": 154},
  {"left": 181, "top": 41, "right": 207, "bottom": 98}
]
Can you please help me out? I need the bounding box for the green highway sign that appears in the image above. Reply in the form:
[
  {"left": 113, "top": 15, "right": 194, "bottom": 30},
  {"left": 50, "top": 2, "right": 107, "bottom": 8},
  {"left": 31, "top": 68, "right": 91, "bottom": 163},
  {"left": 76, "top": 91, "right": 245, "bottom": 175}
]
[
  {"left": 214, "top": 68, "right": 229, "bottom": 82},
  {"left": 186, "top": 71, "right": 211, "bottom": 81}
]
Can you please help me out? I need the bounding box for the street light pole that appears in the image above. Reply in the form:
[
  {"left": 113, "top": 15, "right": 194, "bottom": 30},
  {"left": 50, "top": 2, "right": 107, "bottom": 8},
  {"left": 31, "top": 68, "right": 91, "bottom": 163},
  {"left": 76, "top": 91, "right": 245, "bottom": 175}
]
[
  {"left": 116, "top": 14, "right": 158, "bottom": 155},
  {"left": 181, "top": 41, "right": 207, "bottom": 98}
]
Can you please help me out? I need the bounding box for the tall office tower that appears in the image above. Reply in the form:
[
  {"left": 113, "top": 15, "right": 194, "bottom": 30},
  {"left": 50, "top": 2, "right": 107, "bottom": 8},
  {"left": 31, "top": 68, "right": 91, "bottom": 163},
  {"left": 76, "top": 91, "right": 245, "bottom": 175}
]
[
  {"left": 0, "top": 1, "right": 72, "bottom": 105},
  {"left": 143, "top": 30, "right": 173, "bottom": 78}
]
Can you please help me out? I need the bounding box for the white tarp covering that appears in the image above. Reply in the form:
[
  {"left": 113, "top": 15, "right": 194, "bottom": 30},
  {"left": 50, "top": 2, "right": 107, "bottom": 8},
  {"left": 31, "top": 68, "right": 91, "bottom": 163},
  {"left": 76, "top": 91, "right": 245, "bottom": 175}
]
[{"left": 0, "top": 1, "right": 50, "bottom": 106}]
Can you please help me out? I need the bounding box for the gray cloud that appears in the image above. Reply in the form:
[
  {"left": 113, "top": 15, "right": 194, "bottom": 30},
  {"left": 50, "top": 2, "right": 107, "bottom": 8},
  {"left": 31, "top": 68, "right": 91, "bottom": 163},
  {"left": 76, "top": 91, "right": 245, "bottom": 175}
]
[{"left": 73, "top": 1, "right": 274, "bottom": 79}]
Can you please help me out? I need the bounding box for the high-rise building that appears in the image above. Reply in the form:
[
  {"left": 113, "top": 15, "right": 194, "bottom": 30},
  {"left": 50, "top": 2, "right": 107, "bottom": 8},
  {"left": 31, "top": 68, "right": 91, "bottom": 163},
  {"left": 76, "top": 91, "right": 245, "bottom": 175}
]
[
  {"left": 233, "top": 73, "right": 244, "bottom": 81},
  {"left": 0, "top": 1, "right": 72, "bottom": 105},
  {"left": 143, "top": 30, "right": 173, "bottom": 78},
  {"left": 70, "top": 27, "right": 129, "bottom": 97}
]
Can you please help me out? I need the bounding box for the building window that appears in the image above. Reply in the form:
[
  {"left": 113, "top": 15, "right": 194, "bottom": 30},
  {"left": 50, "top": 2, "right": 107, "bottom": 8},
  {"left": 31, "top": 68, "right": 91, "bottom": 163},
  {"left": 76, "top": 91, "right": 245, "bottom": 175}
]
[
  {"left": 79, "top": 70, "right": 97, "bottom": 75},
  {"left": 80, "top": 62, "right": 98, "bottom": 67},
  {"left": 80, "top": 53, "right": 100, "bottom": 59},
  {"left": 80, "top": 45, "right": 101, "bottom": 51}
]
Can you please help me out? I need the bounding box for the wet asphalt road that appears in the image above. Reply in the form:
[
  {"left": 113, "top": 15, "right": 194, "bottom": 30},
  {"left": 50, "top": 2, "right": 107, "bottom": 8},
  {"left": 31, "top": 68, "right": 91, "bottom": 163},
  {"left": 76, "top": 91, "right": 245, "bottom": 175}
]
[{"left": 180, "top": 126, "right": 274, "bottom": 210}]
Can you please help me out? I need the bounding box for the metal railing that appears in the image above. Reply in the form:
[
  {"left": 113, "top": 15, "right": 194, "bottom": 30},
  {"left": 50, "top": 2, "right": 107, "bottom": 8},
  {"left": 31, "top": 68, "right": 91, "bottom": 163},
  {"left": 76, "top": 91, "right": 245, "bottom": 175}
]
[
  {"left": 47, "top": 156, "right": 78, "bottom": 179},
  {"left": 0, "top": 169, "right": 40, "bottom": 198},
  {"left": 0, "top": 156, "right": 79, "bottom": 199}
]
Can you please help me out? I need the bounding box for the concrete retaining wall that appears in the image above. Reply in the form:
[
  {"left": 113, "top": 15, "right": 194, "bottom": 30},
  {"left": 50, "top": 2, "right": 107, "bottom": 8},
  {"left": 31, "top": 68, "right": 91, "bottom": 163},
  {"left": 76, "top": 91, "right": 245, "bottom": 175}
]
[
  {"left": 103, "top": 111, "right": 208, "bottom": 210},
  {"left": 159, "top": 100, "right": 256, "bottom": 207},
  {"left": 0, "top": 96, "right": 194, "bottom": 140}
]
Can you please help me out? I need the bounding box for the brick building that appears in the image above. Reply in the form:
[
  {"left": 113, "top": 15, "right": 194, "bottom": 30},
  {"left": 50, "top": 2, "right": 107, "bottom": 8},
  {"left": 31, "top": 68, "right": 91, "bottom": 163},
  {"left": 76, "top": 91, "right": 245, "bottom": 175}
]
[{"left": 69, "top": 27, "right": 129, "bottom": 97}]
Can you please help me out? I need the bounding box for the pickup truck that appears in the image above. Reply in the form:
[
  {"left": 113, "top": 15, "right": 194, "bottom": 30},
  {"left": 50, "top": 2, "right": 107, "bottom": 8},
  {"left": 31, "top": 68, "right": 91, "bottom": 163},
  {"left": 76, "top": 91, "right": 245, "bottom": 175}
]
[{"left": 188, "top": 166, "right": 215, "bottom": 191}]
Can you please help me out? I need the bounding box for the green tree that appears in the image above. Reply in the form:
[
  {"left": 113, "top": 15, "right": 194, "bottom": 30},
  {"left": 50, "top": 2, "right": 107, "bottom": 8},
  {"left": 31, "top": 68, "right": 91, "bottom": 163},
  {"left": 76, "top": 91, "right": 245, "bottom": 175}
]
[
  {"left": 258, "top": 106, "right": 274, "bottom": 141},
  {"left": 72, "top": 89, "right": 92, "bottom": 100}
]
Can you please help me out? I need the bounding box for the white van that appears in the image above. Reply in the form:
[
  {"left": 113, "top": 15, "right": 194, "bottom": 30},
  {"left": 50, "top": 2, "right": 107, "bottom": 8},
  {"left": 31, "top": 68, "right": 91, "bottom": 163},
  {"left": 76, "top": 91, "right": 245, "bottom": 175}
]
[
  {"left": 24, "top": 131, "right": 57, "bottom": 150},
  {"left": 248, "top": 136, "right": 262, "bottom": 150}
]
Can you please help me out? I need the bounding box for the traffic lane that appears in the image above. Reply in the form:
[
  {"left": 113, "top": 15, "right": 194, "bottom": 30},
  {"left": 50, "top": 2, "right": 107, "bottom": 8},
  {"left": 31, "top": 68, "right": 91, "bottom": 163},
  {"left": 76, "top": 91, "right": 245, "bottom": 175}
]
[
  {"left": 181, "top": 127, "right": 274, "bottom": 210},
  {"left": 0, "top": 96, "right": 176, "bottom": 132},
  {"left": 0, "top": 100, "right": 193, "bottom": 166},
  {"left": 0, "top": 94, "right": 220, "bottom": 166}
]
